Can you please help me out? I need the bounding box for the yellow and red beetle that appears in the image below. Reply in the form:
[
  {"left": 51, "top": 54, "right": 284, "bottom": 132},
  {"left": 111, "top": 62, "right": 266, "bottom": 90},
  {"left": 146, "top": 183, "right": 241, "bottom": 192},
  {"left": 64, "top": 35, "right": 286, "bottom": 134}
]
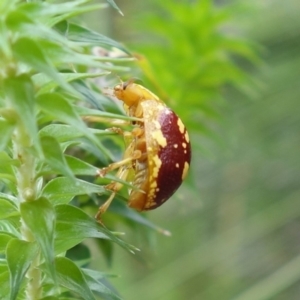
[{"left": 96, "top": 80, "right": 191, "bottom": 219}]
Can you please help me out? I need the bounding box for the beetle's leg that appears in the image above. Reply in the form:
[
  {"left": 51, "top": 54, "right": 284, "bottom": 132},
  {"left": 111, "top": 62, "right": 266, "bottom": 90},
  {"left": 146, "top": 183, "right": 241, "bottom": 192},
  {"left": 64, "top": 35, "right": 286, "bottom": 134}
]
[
  {"left": 96, "top": 137, "right": 140, "bottom": 219},
  {"left": 95, "top": 126, "right": 146, "bottom": 220},
  {"left": 106, "top": 127, "right": 127, "bottom": 135},
  {"left": 95, "top": 192, "right": 116, "bottom": 221},
  {"left": 97, "top": 149, "right": 142, "bottom": 177},
  {"left": 83, "top": 116, "right": 131, "bottom": 126},
  {"left": 106, "top": 126, "right": 143, "bottom": 137},
  {"left": 95, "top": 166, "right": 130, "bottom": 220},
  {"left": 97, "top": 127, "right": 144, "bottom": 176}
]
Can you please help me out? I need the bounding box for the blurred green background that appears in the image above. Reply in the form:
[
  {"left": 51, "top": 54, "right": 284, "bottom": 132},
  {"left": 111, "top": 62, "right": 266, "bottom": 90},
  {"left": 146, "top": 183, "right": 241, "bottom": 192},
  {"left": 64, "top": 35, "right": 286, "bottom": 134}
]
[{"left": 85, "top": 0, "right": 300, "bottom": 299}]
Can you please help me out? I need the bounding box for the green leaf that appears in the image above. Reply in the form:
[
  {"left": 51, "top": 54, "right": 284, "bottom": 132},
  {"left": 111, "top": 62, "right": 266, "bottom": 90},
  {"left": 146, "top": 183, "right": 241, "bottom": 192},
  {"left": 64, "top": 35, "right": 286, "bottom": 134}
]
[
  {"left": 56, "top": 21, "right": 129, "bottom": 54},
  {"left": 40, "top": 297, "right": 80, "bottom": 300},
  {"left": 96, "top": 238, "right": 114, "bottom": 267},
  {"left": 0, "top": 220, "right": 20, "bottom": 237},
  {"left": 83, "top": 271, "right": 122, "bottom": 300},
  {"left": 0, "top": 151, "right": 17, "bottom": 184},
  {"left": 6, "top": 239, "right": 38, "bottom": 300},
  {"left": 0, "top": 233, "right": 14, "bottom": 253},
  {"left": 43, "top": 117, "right": 128, "bottom": 163},
  {"left": 101, "top": 199, "right": 171, "bottom": 235},
  {"left": 7, "top": 12, "right": 107, "bottom": 71},
  {"left": 37, "top": 39, "right": 129, "bottom": 72},
  {"left": 2, "top": 74, "right": 41, "bottom": 154},
  {"left": 38, "top": 155, "right": 99, "bottom": 177},
  {"left": 55, "top": 256, "right": 95, "bottom": 300},
  {"left": 20, "top": 197, "right": 56, "bottom": 283},
  {"left": 55, "top": 204, "right": 137, "bottom": 254},
  {"left": 39, "top": 124, "right": 84, "bottom": 142},
  {"left": 46, "top": 3, "right": 108, "bottom": 27},
  {"left": 55, "top": 204, "right": 108, "bottom": 253},
  {"left": 39, "top": 124, "right": 108, "bottom": 143},
  {"left": 0, "top": 199, "right": 18, "bottom": 219},
  {"left": 75, "top": 105, "right": 137, "bottom": 122},
  {"left": 70, "top": 80, "right": 106, "bottom": 111},
  {"left": 33, "top": 71, "right": 109, "bottom": 95},
  {"left": 105, "top": 0, "right": 123, "bottom": 16},
  {"left": 0, "top": 193, "right": 18, "bottom": 206},
  {"left": 0, "top": 17, "right": 11, "bottom": 59},
  {"left": 19, "top": 0, "right": 103, "bottom": 21},
  {"left": 0, "top": 118, "right": 14, "bottom": 151},
  {"left": 12, "top": 37, "right": 74, "bottom": 94},
  {"left": 0, "top": 271, "right": 10, "bottom": 300},
  {"left": 40, "top": 136, "right": 75, "bottom": 181},
  {"left": 0, "top": 264, "right": 9, "bottom": 273},
  {"left": 42, "top": 177, "right": 105, "bottom": 205},
  {"left": 9, "top": 2, "right": 108, "bottom": 43},
  {"left": 5, "top": 9, "right": 34, "bottom": 31},
  {"left": 18, "top": 0, "right": 93, "bottom": 19},
  {"left": 36, "top": 93, "right": 85, "bottom": 128},
  {"left": 0, "top": 0, "right": 16, "bottom": 13},
  {"left": 82, "top": 268, "right": 118, "bottom": 280},
  {"left": 65, "top": 155, "right": 99, "bottom": 176},
  {"left": 36, "top": 92, "right": 112, "bottom": 161}
]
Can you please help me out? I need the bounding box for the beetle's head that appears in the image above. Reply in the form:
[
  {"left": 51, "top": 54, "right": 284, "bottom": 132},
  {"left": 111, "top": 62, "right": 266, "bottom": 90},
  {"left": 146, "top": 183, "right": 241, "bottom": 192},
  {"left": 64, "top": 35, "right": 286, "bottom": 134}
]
[
  {"left": 114, "top": 79, "right": 159, "bottom": 107},
  {"left": 114, "top": 80, "right": 143, "bottom": 106}
]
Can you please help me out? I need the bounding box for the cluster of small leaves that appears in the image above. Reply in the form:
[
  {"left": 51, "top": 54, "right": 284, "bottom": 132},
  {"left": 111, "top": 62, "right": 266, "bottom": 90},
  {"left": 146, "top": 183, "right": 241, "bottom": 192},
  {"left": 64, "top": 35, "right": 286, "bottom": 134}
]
[
  {"left": 0, "top": 0, "right": 163, "bottom": 299},
  {"left": 128, "top": 0, "right": 260, "bottom": 145}
]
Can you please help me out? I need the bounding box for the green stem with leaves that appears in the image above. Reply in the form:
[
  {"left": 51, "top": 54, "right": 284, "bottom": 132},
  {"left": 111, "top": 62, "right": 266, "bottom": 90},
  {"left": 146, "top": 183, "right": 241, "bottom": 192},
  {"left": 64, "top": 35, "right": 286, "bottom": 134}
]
[{"left": 13, "top": 124, "right": 42, "bottom": 299}]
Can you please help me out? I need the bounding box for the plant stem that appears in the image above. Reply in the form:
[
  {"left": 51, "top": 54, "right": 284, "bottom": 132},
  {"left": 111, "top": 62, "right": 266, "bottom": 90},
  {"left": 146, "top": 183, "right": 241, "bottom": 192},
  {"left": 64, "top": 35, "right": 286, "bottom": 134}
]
[
  {"left": 13, "top": 125, "right": 42, "bottom": 300},
  {"left": 21, "top": 220, "right": 42, "bottom": 300}
]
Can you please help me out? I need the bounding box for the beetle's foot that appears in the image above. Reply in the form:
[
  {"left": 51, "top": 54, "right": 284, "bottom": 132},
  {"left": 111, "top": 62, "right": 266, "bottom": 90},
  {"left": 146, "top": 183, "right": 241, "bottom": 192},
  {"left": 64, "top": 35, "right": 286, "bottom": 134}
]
[
  {"left": 105, "top": 182, "right": 117, "bottom": 191},
  {"left": 97, "top": 167, "right": 109, "bottom": 177},
  {"left": 95, "top": 192, "right": 116, "bottom": 221},
  {"left": 105, "top": 127, "right": 124, "bottom": 135},
  {"left": 95, "top": 208, "right": 105, "bottom": 223},
  {"left": 132, "top": 127, "right": 143, "bottom": 137}
]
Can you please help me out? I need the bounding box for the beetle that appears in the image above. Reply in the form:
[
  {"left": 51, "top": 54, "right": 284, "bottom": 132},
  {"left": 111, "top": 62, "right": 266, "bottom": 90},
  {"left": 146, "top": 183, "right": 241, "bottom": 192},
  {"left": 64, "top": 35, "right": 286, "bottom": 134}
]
[{"left": 95, "top": 80, "right": 191, "bottom": 219}]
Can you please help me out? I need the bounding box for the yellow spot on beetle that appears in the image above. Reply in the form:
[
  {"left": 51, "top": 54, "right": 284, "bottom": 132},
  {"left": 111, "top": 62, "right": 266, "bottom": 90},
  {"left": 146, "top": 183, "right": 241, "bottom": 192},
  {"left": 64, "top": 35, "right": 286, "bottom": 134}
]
[
  {"left": 176, "top": 163, "right": 179, "bottom": 168},
  {"left": 153, "top": 120, "right": 161, "bottom": 129},
  {"left": 150, "top": 181, "right": 157, "bottom": 188},
  {"left": 182, "top": 162, "right": 189, "bottom": 180},
  {"left": 182, "top": 142, "right": 187, "bottom": 148},
  {"left": 173, "top": 144, "right": 178, "bottom": 148},
  {"left": 185, "top": 131, "right": 190, "bottom": 143},
  {"left": 151, "top": 130, "right": 167, "bottom": 147},
  {"left": 177, "top": 118, "right": 185, "bottom": 134},
  {"left": 152, "top": 155, "right": 162, "bottom": 178}
]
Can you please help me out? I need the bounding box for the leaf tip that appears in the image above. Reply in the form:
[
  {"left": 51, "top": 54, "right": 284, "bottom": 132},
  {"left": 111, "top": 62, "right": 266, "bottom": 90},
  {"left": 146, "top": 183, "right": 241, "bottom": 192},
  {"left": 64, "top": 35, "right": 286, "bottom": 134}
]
[{"left": 159, "top": 228, "right": 172, "bottom": 236}]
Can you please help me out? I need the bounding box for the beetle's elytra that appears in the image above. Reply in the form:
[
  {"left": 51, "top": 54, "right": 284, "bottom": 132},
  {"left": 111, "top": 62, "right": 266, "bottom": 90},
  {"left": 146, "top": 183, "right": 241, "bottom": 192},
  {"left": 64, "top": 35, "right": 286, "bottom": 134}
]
[{"left": 95, "top": 80, "right": 191, "bottom": 219}]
